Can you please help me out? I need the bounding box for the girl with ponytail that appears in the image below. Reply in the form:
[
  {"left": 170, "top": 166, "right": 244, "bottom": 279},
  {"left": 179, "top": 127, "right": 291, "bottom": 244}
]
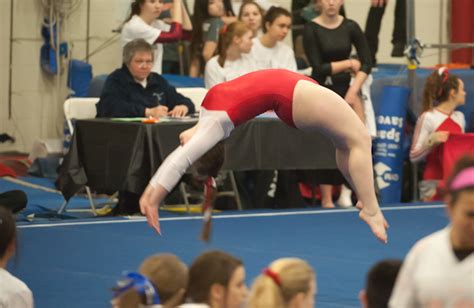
[
  {"left": 247, "top": 258, "right": 316, "bottom": 308},
  {"left": 122, "top": 0, "right": 192, "bottom": 74},
  {"left": 111, "top": 254, "right": 188, "bottom": 308},
  {"left": 204, "top": 21, "right": 258, "bottom": 88},
  {"left": 410, "top": 68, "right": 467, "bottom": 201}
]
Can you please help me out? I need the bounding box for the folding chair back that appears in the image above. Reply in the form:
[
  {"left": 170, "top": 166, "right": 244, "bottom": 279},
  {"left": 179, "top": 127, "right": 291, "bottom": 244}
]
[
  {"left": 63, "top": 97, "right": 99, "bottom": 134},
  {"left": 176, "top": 87, "right": 208, "bottom": 111}
]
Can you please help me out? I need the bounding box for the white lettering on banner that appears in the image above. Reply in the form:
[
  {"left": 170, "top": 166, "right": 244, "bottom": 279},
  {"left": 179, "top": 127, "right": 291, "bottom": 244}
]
[
  {"left": 376, "top": 128, "right": 401, "bottom": 143},
  {"left": 374, "top": 162, "right": 399, "bottom": 190},
  {"left": 377, "top": 116, "right": 404, "bottom": 128},
  {"left": 267, "top": 170, "right": 278, "bottom": 198},
  {"left": 376, "top": 115, "right": 403, "bottom": 143}
]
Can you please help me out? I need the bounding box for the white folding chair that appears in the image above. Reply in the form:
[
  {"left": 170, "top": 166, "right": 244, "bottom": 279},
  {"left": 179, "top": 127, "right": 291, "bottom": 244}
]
[
  {"left": 63, "top": 97, "right": 99, "bottom": 135},
  {"left": 58, "top": 97, "right": 117, "bottom": 215},
  {"left": 175, "top": 88, "right": 242, "bottom": 211},
  {"left": 176, "top": 87, "right": 208, "bottom": 111}
]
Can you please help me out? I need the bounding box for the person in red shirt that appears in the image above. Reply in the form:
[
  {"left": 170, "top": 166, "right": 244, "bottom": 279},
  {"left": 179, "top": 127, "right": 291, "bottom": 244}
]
[
  {"left": 410, "top": 68, "right": 466, "bottom": 201},
  {"left": 140, "top": 69, "right": 388, "bottom": 243}
]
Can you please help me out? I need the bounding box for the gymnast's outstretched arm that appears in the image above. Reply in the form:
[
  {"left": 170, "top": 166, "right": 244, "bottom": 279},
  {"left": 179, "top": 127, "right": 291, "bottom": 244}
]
[{"left": 139, "top": 117, "right": 227, "bottom": 234}]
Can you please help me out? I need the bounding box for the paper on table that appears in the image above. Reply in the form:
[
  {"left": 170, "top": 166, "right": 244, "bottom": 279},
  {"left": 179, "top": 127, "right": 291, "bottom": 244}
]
[{"left": 110, "top": 117, "right": 148, "bottom": 122}]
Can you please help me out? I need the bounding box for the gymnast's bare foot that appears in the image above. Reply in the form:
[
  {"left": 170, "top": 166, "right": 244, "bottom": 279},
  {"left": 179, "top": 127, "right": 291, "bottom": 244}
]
[{"left": 357, "top": 202, "right": 388, "bottom": 244}]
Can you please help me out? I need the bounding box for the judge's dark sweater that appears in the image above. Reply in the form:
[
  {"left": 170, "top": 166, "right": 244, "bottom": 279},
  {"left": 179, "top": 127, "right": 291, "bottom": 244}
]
[{"left": 96, "top": 65, "right": 195, "bottom": 117}]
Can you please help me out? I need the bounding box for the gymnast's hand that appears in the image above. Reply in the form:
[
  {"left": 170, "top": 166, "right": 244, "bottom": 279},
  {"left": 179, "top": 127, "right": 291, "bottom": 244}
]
[
  {"left": 179, "top": 125, "right": 198, "bottom": 145},
  {"left": 140, "top": 185, "right": 162, "bottom": 235}
]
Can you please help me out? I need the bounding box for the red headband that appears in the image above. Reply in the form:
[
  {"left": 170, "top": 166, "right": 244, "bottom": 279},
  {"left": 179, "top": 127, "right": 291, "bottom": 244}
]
[
  {"left": 263, "top": 268, "right": 282, "bottom": 287},
  {"left": 219, "top": 24, "right": 228, "bottom": 35}
]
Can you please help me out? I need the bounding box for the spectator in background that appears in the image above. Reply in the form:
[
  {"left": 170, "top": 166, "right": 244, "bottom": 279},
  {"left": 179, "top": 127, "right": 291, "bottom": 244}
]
[
  {"left": 303, "top": 0, "right": 372, "bottom": 208},
  {"left": 96, "top": 39, "right": 195, "bottom": 119},
  {"left": 359, "top": 259, "right": 402, "bottom": 308},
  {"left": 189, "top": 0, "right": 237, "bottom": 77},
  {"left": 365, "top": 0, "right": 406, "bottom": 65},
  {"left": 410, "top": 68, "right": 466, "bottom": 201},
  {"left": 182, "top": 250, "right": 248, "bottom": 308},
  {"left": 111, "top": 253, "right": 188, "bottom": 308},
  {"left": 205, "top": 21, "right": 258, "bottom": 88},
  {"left": 291, "top": 0, "right": 346, "bottom": 70},
  {"left": 159, "top": 0, "right": 193, "bottom": 74},
  {"left": 303, "top": 0, "right": 371, "bottom": 121},
  {"left": 389, "top": 155, "right": 474, "bottom": 307},
  {"left": 249, "top": 6, "right": 297, "bottom": 71},
  {"left": 238, "top": 1, "right": 264, "bottom": 38},
  {"left": 231, "top": 0, "right": 276, "bottom": 15},
  {"left": 247, "top": 258, "right": 316, "bottom": 308},
  {"left": 122, "top": 0, "right": 193, "bottom": 75},
  {"left": 0, "top": 207, "right": 34, "bottom": 307}
]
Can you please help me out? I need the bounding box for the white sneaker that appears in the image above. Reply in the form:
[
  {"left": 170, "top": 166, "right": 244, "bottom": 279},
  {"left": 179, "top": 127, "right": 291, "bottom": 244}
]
[
  {"left": 337, "top": 195, "right": 353, "bottom": 208},
  {"left": 337, "top": 185, "right": 353, "bottom": 208}
]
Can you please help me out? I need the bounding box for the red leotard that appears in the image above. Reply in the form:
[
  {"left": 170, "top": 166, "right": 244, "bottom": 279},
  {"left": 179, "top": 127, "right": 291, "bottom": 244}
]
[
  {"left": 201, "top": 69, "right": 317, "bottom": 127},
  {"left": 424, "top": 117, "right": 463, "bottom": 180}
]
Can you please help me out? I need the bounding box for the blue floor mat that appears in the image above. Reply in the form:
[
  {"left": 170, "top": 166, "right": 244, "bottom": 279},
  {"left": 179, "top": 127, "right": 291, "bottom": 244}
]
[
  {"left": 12, "top": 204, "right": 448, "bottom": 308},
  {"left": 1, "top": 177, "right": 112, "bottom": 220}
]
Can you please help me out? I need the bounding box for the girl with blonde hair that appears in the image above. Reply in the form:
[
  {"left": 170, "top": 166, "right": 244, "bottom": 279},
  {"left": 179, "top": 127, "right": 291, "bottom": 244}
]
[{"left": 247, "top": 258, "right": 316, "bottom": 308}]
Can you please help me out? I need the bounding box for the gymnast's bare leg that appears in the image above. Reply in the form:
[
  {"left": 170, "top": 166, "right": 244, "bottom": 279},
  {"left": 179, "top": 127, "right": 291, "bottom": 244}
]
[
  {"left": 292, "top": 80, "right": 388, "bottom": 243},
  {"left": 139, "top": 110, "right": 233, "bottom": 234}
]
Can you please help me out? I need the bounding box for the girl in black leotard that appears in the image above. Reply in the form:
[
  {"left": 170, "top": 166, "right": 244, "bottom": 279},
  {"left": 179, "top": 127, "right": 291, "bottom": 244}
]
[
  {"left": 302, "top": 0, "right": 372, "bottom": 120},
  {"left": 302, "top": 0, "right": 373, "bottom": 208}
]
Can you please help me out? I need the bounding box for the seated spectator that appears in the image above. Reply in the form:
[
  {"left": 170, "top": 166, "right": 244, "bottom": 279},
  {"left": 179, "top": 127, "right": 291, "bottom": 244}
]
[
  {"left": 181, "top": 250, "right": 248, "bottom": 308},
  {"left": 189, "top": 0, "right": 237, "bottom": 77},
  {"left": 250, "top": 6, "right": 297, "bottom": 71},
  {"left": 232, "top": 0, "right": 276, "bottom": 15},
  {"left": 247, "top": 257, "right": 316, "bottom": 308},
  {"left": 112, "top": 253, "right": 188, "bottom": 308},
  {"left": 238, "top": 1, "right": 264, "bottom": 38},
  {"left": 205, "top": 21, "right": 258, "bottom": 88},
  {"left": 0, "top": 207, "right": 34, "bottom": 307},
  {"left": 389, "top": 155, "right": 474, "bottom": 307},
  {"left": 410, "top": 68, "right": 466, "bottom": 201},
  {"left": 121, "top": 0, "right": 192, "bottom": 74},
  {"left": 96, "top": 39, "right": 195, "bottom": 118},
  {"left": 359, "top": 259, "right": 402, "bottom": 308}
]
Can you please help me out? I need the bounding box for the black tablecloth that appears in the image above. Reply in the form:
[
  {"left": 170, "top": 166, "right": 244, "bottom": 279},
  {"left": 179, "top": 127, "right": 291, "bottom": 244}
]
[{"left": 57, "top": 118, "right": 336, "bottom": 200}]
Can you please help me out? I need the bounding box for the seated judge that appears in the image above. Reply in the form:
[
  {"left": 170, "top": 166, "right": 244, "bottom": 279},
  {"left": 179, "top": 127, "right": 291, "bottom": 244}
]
[{"left": 96, "top": 39, "right": 195, "bottom": 118}]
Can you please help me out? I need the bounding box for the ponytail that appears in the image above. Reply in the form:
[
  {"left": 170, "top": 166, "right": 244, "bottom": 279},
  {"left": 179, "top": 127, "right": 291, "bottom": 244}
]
[
  {"left": 124, "top": 0, "right": 143, "bottom": 23},
  {"left": 216, "top": 21, "right": 250, "bottom": 67},
  {"left": 248, "top": 258, "right": 315, "bottom": 308},
  {"left": 422, "top": 67, "right": 460, "bottom": 111},
  {"left": 217, "top": 24, "right": 231, "bottom": 67}
]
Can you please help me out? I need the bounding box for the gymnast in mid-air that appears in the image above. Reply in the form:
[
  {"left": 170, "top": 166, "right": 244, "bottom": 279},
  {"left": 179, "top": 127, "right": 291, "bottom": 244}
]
[{"left": 140, "top": 69, "right": 388, "bottom": 243}]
